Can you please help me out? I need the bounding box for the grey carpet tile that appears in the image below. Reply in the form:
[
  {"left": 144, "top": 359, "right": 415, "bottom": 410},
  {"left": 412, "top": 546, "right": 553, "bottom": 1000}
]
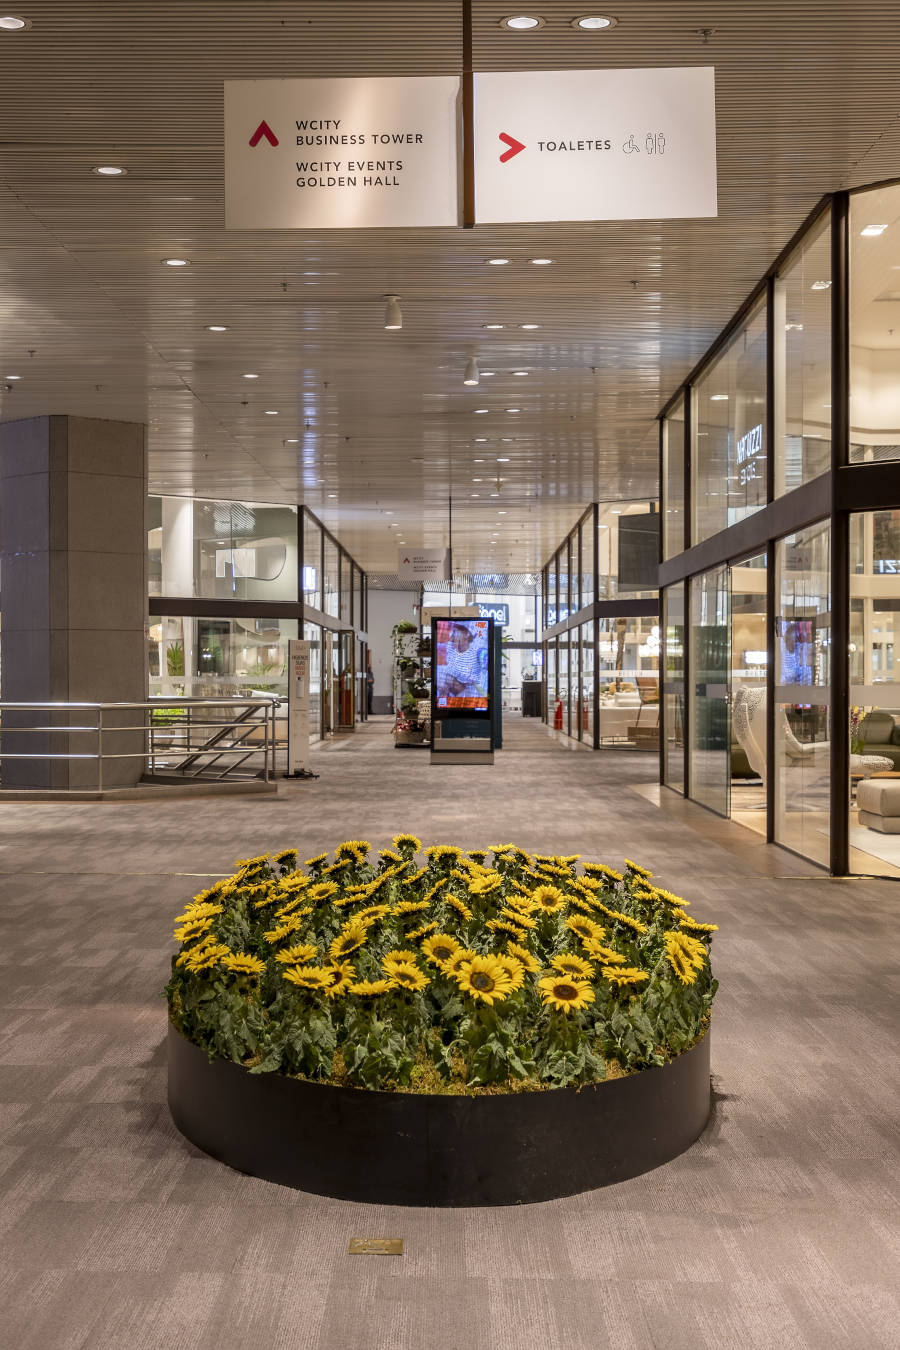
[{"left": 0, "top": 715, "right": 898, "bottom": 1349}]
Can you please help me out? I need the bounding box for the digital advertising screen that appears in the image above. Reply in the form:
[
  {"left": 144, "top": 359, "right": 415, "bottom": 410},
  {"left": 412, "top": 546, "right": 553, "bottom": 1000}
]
[{"left": 434, "top": 618, "right": 491, "bottom": 711}]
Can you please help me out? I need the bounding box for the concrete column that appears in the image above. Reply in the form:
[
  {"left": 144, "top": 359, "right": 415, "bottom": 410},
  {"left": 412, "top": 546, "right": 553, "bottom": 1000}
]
[{"left": 0, "top": 416, "right": 148, "bottom": 789}]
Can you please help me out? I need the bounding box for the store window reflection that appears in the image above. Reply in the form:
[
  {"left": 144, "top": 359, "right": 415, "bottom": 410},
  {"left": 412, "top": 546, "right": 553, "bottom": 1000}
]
[
  {"left": 774, "top": 523, "right": 831, "bottom": 867},
  {"left": 149, "top": 616, "right": 297, "bottom": 699},
  {"left": 596, "top": 615, "right": 659, "bottom": 748},
  {"left": 774, "top": 214, "right": 831, "bottom": 495},
  {"left": 690, "top": 566, "right": 730, "bottom": 815},
  {"left": 693, "top": 301, "right": 767, "bottom": 544},
  {"left": 663, "top": 398, "right": 686, "bottom": 559},
  {"left": 303, "top": 513, "right": 322, "bottom": 610},
  {"left": 850, "top": 182, "right": 900, "bottom": 465},
  {"left": 596, "top": 502, "right": 659, "bottom": 600},
  {"left": 729, "top": 553, "right": 768, "bottom": 837},
  {"left": 662, "top": 583, "right": 685, "bottom": 792},
  {"left": 148, "top": 497, "right": 298, "bottom": 602}
]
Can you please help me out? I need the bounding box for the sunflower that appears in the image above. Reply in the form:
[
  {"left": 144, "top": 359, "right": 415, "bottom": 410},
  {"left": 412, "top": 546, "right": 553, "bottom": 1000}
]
[
  {"left": 388, "top": 962, "right": 430, "bottom": 993},
  {"left": 468, "top": 874, "right": 503, "bottom": 896},
  {"left": 424, "top": 844, "right": 464, "bottom": 863},
  {"left": 504, "top": 894, "right": 539, "bottom": 915},
  {"left": 445, "top": 894, "right": 473, "bottom": 922},
  {"left": 173, "top": 917, "right": 213, "bottom": 943},
  {"left": 421, "top": 933, "right": 462, "bottom": 967},
  {"left": 173, "top": 902, "right": 223, "bottom": 923},
  {"left": 550, "top": 952, "right": 595, "bottom": 979},
  {"left": 282, "top": 964, "right": 331, "bottom": 991},
  {"left": 402, "top": 866, "right": 429, "bottom": 885},
  {"left": 467, "top": 849, "right": 489, "bottom": 864},
  {"left": 663, "top": 930, "right": 707, "bottom": 984},
  {"left": 506, "top": 940, "right": 540, "bottom": 973},
  {"left": 496, "top": 955, "right": 525, "bottom": 991},
  {"left": 179, "top": 940, "right": 231, "bottom": 972},
  {"left": 321, "top": 859, "right": 351, "bottom": 877},
  {"left": 393, "top": 832, "right": 422, "bottom": 854},
  {"left": 567, "top": 894, "right": 599, "bottom": 917},
  {"left": 321, "top": 961, "right": 356, "bottom": 997},
  {"left": 591, "top": 901, "right": 649, "bottom": 935},
  {"left": 444, "top": 947, "right": 476, "bottom": 978},
  {"left": 349, "top": 978, "right": 392, "bottom": 996},
  {"left": 583, "top": 940, "right": 627, "bottom": 966},
  {"left": 335, "top": 839, "right": 371, "bottom": 863},
  {"left": 233, "top": 853, "right": 270, "bottom": 870},
  {"left": 263, "top": 915, "right": 305, "bottom": 943},
  {"left": 531, "top": 884, "right": 566, "bottom": 913},
  {"left": 602, "top": 966, "right": 650, "bottom": 988},
  {"left": 274, "top": 942, "right": 318, "bottom": 965},
  {"left": 537, "top": 976, "right": 595, "bottom": 1013},
  {"left": 565, "top": 914, "right": 605, "bottom": 943},
  {"left": 392, "top": 899, "right": 430, "bottom": 916},
  {"left": 423, "top": 879, "right": 449, "bottom": 904},
  {"left": 582, "top": 862, "right": 624, "bottom": 883},
  {"left": 378, "top": 848, "right": 404, "bottom": 864},
  {"left": 273, "top": 847, "right": 298, "bottom": 869},
  {"left": 486, "top": 918, "right": 528, "bottom": 940},
  {"left": 651, "top": 887, "right": 689, "bottom": 908},
  {"left": 455, "top": 954, "right": 514, "bottom": 1005},
  {"left": 679, "top": 916, "right": 718, "bottom": 934},
  {"left": 303, "top": 853, "right": 328, "bottom": 870},
  {"left": 274, "top": 895, "right": 307, "bottom": 919},
  {"left": 499, "top": 906, "right": 537, "bottom": 930},
  {"left": 329, "top": 922, "right": 368, "bottom": 960},
  {"left": 221, "top": 952, "right": 266, "bottom": 978},
  {"left": 307, "top": 880, "right": 340, "bottom": 903},
  {"left": 572, "top": 876, "right": 603, "bottom": 893},
  {"left": 624, "top": 859, "right": 653, "bottom": 879},
  {"left": 354, "top": 903, "right": 391, "bottom": 924},
  {"left": 407, "top": 920, "right": 438, "bottom": 941}
]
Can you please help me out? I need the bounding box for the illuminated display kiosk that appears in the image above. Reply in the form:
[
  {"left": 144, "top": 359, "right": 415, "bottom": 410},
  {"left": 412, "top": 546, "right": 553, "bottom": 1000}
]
[{"left": 430, "top": 616, "right": 495, "bottom": 763}]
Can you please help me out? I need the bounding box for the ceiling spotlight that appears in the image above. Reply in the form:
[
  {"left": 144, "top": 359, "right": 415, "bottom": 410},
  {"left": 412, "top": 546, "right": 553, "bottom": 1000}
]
[
  {"left": 242, "top": 373, "right": 259, "bottom": 379},
  {"left": 512, "top": 370, "right": 529, "bottom": 376},
  {"left": 474, "top": 437, "right": 488, "bottom": 442},
  {"left": 328, "top": 493, "right": 338, "bottom": 498},
  {"left": 710, "top": 393, "right": 728, "bottom": 401},
  {"left": 480, "top": 369, "right": 496, "bottom": 376},
  {"left": 500, "top": 14, "right": 545, "bottom": 28},
  {"left": 483, "top": 323, "right": 504, "bottom": 330},
  {"left": 572, "top": 14, "right": 617, "bottom": 29},
  {"left": 530, "top": 258, "right": 553, "bottom": 265},
  {"left": 519, "top": 323, "right": 540, "bottom": 329},
  {"left": 383, "top": 294, "right": 402, "bottom": 330},
  {"left": 464, "top": 357, "right": 480, "bottom": 386},
  {"left": 505, "top": 408, "right": 521, "bottom": 413},
  {"left": 286, "top": 437, "right": 299, "bottom": 443},
  {"left": 861, "top": 224, "right": 888, "bottom": 237},
  {"left": 264, "top": 410, "right": 279, "bottom": 415},
  {"left": 162, "top": 257, "right": 190, "bottom": 267},
  {"left": 206, "top": 324, "right": 228, "bottom": 332},
  {"left": 497, "top": 456, "right": 511, "bottom": 462},
  {"left": 0, "top": 15, "right": 30, "bottom": 30},
  {"left": 5, "top": 373, "right": 21, "bottom": 380},
  {"left": 474, "top": 408, "right": 489, "bottom": 414},
  {"left": 92, "top": 165, "right": 127, "bottom": 176},
  {"left": 487, "top": 258, "right": 510, "bottom": 265}
]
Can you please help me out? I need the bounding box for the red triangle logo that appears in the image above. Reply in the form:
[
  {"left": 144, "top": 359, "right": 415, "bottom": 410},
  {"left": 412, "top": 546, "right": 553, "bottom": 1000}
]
[{"left": 249, "top": 120, "right": 279, "bottom": 148}]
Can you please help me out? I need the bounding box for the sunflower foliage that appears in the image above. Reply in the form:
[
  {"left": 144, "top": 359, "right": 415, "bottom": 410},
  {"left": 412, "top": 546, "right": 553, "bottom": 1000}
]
[{"left": 165, "top": 839, "right": 718, "bottom": 1092}]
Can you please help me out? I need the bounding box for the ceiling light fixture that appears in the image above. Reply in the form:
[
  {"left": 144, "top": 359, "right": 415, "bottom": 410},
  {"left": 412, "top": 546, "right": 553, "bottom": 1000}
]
[
  {"left": 483, "top": 323, "right": 504, "bottom": 331},
  {"left": 206, "top": 324, "right": 228, "bottom": 332},
  {"left": 474, "top": 437, "right": 488, "bottom": 442},
  {"left": 810, "top": 280, "right": 831, "bottom": 290},
  {"left": 497, "top": 456, "right": 510, "bottom": 462},
  {"left": 710, "top": 393, "right": 729, "bottom": 401},
  {"left": 861, "top": 224, "right": 888, "bottom": 237},
  {"left": 572, "top": 14, "right": 617, "bottom": 29},
  {"left": 487, "top": 257, "right": 510, "bottom": 265},
  {"left": 519, "top": 323, "right": 540, "bottom": 330},
  {"left": 474, "top": 408, "right": 489, "bottom": 414},
  {"left": 480, "top": 370, "right": 496, "bottom": 377},
  {"left": 530, "top": 257, "right": 553, "bottom": 265},
  {"left": 383, "top": 294, "right": 402, "bottom": 330},
  {"left": 505, "top": 408, "right": 521, "bottom": 413},
  {"left": 0, "top": 15, "right": 30, "bottom": 30},
  {"left": 5, "top": 373, "right": 21, "bottom": 380},
  {"left": 162, "top": 257, "right": 190, "bottom": 267},
  {"left": 242, "top": 373, "right": 259, "bottom": 379},
  {"left": 464, "top": 357, "right": 480, "bottom": 386},
  {"left": 92, "top": 165, "right": 127, "bottom": 176},
  {"left": 512, "top": 370, "right": 529, "bottom": 376},
  {"left": 286, "top": 438, "right": 299, "bottom": 444},
  {"left": 264, "top": 410, "right": 278, "bottom": 415},
  {"left": 500, "top": 14, "right": 545, "bottom": 29}
]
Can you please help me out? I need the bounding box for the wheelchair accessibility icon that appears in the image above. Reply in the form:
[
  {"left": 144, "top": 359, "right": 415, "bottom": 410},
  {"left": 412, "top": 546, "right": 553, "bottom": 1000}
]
[{"left": 623, "top": 133, "right": 640, "bottom": 154}]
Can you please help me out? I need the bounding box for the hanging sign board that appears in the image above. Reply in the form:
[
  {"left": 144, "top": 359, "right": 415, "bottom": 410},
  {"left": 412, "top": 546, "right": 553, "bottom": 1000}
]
[
  {"left": 225, "top": 76, "right": 460, "bottom": 228},
  {"left": 398, "top": 548, "right": 450, "bottom": 581},
  {"left": 287, "top": 639, "right": 311, "bottom": 774},
  {"left": 473, "top": 67, "right": 717, "bottom": 223}
]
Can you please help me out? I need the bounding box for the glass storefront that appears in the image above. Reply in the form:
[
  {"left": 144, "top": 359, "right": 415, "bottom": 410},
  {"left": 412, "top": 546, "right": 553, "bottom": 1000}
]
[
  {"left": 775, "top": 212, "right": 832, "bottom": 494},
  {"left": 663, "top": 397, "right": 686, "bottom": 560},
  {"left": 689, "top": 565, "right": 730, "bottom": 816},
  {"left": 149, "top": 497, "right": 298, "bottom": 602},
  {"left": 850, "top": 182, "right": 900, "bottom": 465},
  {"left": 149, "top": 615, "right": 298, "bottom": 699},
  {"left": 662, "top": 583, "right": 685, "bottom": 792}
]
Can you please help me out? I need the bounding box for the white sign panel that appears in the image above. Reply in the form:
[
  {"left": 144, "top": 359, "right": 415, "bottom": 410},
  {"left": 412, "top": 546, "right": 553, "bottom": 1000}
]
[
  {"left": 474, "top": 67, "right": 717, "bottom": 223},
  {"left": 225, "top": 76, "right": 460, "bottom": 228},
  {"left": 398, "top": 548, "right": 450, "bottom": 581},
  {"left": 287, "top": 639, "right": 310, "bottom": 774}
]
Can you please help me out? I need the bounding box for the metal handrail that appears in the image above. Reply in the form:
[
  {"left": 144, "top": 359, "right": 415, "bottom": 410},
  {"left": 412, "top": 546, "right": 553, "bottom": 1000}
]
[{"left": 0, "top": 697, "right": 281, "bottom": 791}]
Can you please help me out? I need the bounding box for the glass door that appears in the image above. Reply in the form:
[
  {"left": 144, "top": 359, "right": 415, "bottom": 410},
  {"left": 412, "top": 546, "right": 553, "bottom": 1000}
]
[
  {"left": 729, "top": 552, "right": 768, "bottom": 835},
  {"left": 690, "top": 565, "right": 731, "bottom": 815}
]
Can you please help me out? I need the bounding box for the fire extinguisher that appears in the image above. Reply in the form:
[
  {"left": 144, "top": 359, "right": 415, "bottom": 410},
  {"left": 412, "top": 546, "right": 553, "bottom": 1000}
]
[
  {"left": 582, "top": 697, "right": 589, "bottom": 731},
  {"left": 554, "top": 697, "right": 563, "bottom": 730}
]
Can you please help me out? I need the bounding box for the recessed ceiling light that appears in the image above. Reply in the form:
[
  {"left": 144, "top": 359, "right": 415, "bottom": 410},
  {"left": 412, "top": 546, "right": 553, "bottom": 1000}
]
[
  {"left": 811, "top": 280, "right": 831, "bottom": 290},
  {"left": 5, "top": 373, "right": 21, "bottom": 380},
  {"left": 473, "top": 478, "right": 483, "bottom": 482},
  {"left": 710, "top": 393, "right": 729, "bottom": 401},
  {"left": 512, "top": 370, "right": 529, "bottom": 376},
  {"left": 471, "top": 493, "right": 480, "bottom": 497},
  {"left": 784, "top": 322, "right": 803, "bottom": 332},
  {"left": 480, "top": 370, "right": 496, "bottom": 377},
  {"left": 206, "top": 324, "right": 228, "bottom": 332},
  {"left": 529, "top": 257, "right": 553, "bottom": 265},
  {"left": 474, "top": 437, "right": 488, "bottom": 442},
  {"left": 474, "top": 458, "right": 485, "bottom": 462},
  {"left": 487, "top": 258, "right": 510, "bottom": 265},
  {"left": 264, "top": 410, "right": 278, "bottom": 415},
  {"left": 286, "top": 438, "right": 299, "bottom": 443},
  {"left": 328, "top": 493, "right": 337, "bottom": 498},
  {"left": 498, "top": 510, "right": 507, "bottom": 514},
  {"left": 861, "top": 224, "right": 888, "bottom": 237},
  {"left": 92, "top": 165, "right": 127, "bottom": 176},
  {"left": 572, "top": 14, "right": 617, "bottom": 29},
  {"left": 483, "top": 323, "right": 505, "bottom": 330},
  {"left": 474, "top": 408, "right": 489, "bottom": 414},
  {"left": 505, "top": 408, "right": 521, "bottom": 413},
  {"left": 0, "top": 15, "right": 31, "bottom": 30},
  {"left": 500, "top": 14, "right": 545, "bottom": 29},
  {"left": 162, "top": 257, "right": 190, "bottom": 266},
  {"left": 497, "top": 456, "right": 511, "bottom": 462},
  {"left": 242, "top": 373, "right": 259, "bottom": 379},
  {"left": 519, "top": 323, "right": 540, "bottom": 329}
]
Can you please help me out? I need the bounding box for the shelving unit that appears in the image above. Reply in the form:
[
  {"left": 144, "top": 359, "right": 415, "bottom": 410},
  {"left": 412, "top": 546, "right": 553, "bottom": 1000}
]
[{"left": 392, "top": 625, "right": 431, "bottom": 748}]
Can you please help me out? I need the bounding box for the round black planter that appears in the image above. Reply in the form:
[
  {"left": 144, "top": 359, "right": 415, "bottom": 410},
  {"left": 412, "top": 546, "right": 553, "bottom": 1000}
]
[{"left": 168, "top": 1021, "right": 711, "bottom": 1206}]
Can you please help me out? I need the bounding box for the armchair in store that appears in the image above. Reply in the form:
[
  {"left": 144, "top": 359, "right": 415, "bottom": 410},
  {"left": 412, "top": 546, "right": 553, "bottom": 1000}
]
[{"left": 731, "top": 686, "right": 893, "bottom": 787}]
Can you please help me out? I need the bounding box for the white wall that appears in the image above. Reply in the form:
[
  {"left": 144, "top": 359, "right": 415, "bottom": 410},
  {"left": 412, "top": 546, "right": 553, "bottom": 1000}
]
[{"left": 365, "top": 588, "right": 419, "bottom": 701}]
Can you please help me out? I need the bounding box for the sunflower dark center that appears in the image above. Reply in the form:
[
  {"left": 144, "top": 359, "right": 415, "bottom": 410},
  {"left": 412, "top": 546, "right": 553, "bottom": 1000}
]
[
  {"left": 470, "top": 971, "right": 495, "bottom": 992},
  {"left": 434, "top": 945, "right": 453, "bottom": 961},
  {"left": 555, "top": 983, "right": 578, "bottom": 1001}
]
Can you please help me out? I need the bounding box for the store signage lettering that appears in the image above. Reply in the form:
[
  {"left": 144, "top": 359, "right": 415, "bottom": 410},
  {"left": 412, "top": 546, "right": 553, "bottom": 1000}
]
[
  {"left": 875, "top": 559, "right": 900, "bottom": 573},
  {"left": 474, "top": 68, "right": 717, "bottom": 224},
  {"left": 225, "top": 77, "right": 459, "bottom": 228},
  {"left": 478, "top": 603, "right": 509, "bottom": 626},
  {"left": 736, "top": 423, "right": 764, "bottom": 486}
]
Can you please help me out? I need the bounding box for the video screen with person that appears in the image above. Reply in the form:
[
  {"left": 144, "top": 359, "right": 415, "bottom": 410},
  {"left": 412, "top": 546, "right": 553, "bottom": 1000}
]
[{"left": 434, "top": 619, "right": 490, "bottom": 711}]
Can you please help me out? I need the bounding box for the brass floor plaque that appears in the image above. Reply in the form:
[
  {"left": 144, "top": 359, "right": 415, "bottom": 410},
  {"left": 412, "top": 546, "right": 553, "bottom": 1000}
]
[{"left": 349, "top": 1238, "right": 403, "bottom": 1256}]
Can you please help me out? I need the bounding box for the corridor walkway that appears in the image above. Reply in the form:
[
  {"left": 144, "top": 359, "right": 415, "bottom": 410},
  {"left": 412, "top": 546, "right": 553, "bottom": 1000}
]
[{"left": 0, "top": 721, "right": 897, "bottom": 1349}]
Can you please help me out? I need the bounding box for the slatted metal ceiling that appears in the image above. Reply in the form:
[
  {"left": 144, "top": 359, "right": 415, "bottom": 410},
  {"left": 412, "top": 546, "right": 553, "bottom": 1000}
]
[{"left": 1, "top": 2, "right": 899, "bottom": 572}]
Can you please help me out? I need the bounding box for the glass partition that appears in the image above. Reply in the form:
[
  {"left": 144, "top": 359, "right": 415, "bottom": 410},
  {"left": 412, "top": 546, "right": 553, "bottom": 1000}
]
[
  {"left": 662, "top": 583, "right": 685, "bottom": 792},
  {"left": 693, "top": 300, "right": 767, "bottom": 544},
  {"left": 689, "top": 565, "right": 730, "bottom": 815},
  {"left": 774, "top": 522, "right": 831, "bottom": 866},
  {"left": 547, "top": 559, "right": 558, "bottom": 627},
  {"left": 149, "top": 615, "right": 297, "bottom": 699},
  {"left": 663, "top": 397, "right": 686, "bottom": 559},
  {"left": 149, "top": 497, "right": 298, "bottom": 602},
  {"left": 730, "top": 553, "right": 768, "bottom": 837},
  {"left": 580, "top": 515, "right": 595, "bottom": 607},
  {"left": 596, "top": 501, "right": 659, "bottom": 601},
  {"left": 304, "top": 621, "right": 322, "bottom": 740},
  {"left": 850, "top": 181, "right": 900, "bottom": 465},
  {"left": 340, "top": 554, "right": 351, "bottom": 625},
  {"left": 579, "top": 621, "right": 595, "bottom": 742},
  {"left": 775, "top": 213, "right": 832, "bottom": 494},
  {"left": 323, "top": 537, "right": 339, "bottom": 617},
  {"left": 303, "top": 512, "right": 322, "bottom": 611}
]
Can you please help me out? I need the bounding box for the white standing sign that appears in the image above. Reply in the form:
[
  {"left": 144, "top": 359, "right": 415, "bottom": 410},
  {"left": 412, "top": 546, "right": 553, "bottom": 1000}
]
[
  {"left": 225, "top": 76, "right": 460, "bottom": 229},
  {"left": 398, "top": 548, "right": 450, "bottom": 581},
  {"left": 474, "top": 67, "right": 717, "bottom": 223},
  {"left": 287, "top": 639, "right": 311, "bottom": 774}
]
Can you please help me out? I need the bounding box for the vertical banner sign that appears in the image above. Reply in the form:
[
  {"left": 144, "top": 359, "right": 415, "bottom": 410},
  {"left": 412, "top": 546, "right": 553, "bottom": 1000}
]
[
  {"left": 474, "top": 67, "right": 717, "bottom": 223},
  {"left": 287, "top": 639, "right": 311, "bottom": 774},
  {"left": 225, "top": 77, "right": 460, "bottom": 228}
]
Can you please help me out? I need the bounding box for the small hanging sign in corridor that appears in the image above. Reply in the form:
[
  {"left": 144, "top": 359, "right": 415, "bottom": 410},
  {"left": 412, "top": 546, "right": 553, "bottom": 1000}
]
[
  {"left": 225, "top": 77, "right": 459, "bottom": 228},
  {"left": 474, "top": 67, "right": 717, "bottom": 223}
]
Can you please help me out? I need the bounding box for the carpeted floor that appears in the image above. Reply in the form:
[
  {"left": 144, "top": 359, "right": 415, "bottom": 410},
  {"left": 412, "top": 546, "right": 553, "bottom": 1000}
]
[{"left": 1, "top": 715, "right": 898, "bottom": 1349}]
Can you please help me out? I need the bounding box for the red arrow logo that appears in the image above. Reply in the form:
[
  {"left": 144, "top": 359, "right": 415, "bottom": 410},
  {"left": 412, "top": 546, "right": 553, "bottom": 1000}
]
[
  {"left": 249, "top": 120, "right": 279, "bottom": 148},
  {"left": 499, "top": 132, "right": 526, "bottom": 162}
]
